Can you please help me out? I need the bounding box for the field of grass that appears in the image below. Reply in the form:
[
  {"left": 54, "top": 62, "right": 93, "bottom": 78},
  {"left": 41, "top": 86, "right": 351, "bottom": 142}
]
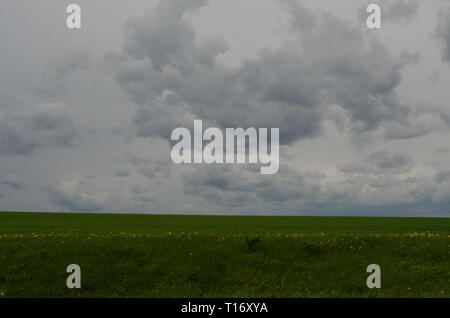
[{"left": 0, "top": 212, "right": 449, "bottom": 298}]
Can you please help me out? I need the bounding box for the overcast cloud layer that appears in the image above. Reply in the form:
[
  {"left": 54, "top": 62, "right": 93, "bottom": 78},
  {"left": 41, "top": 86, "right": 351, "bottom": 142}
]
[{"left": 1, "top": 0, "right": 450, "bottom": 216}]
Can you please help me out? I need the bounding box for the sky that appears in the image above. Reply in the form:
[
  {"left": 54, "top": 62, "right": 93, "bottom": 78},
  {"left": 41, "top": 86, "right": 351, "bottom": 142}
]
[{"left": 1, "top": 0, "right": 450, "bottom": 216}]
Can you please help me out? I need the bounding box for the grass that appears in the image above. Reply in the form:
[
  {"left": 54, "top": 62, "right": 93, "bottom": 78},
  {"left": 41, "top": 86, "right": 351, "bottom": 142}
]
[{"left": 0, "top": 212, "right": 448, "bottom": 298}]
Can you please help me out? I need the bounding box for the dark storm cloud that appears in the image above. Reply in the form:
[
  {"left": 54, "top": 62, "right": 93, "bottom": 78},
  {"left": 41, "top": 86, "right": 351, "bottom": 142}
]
[
  {"left": 435, "top": 6, "right": 450, "bottom": 64},
  {"left": 111, "top": 0, "right": 421, "bottom": 146},
  {"left": 0, "top": 91, "right": 78, "bottom": 155}
]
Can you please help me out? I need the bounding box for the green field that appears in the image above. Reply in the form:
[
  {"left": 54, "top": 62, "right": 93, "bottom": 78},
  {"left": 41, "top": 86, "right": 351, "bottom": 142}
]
[{"left": 0, "top": 212, "right": 448, "bottom": 298}]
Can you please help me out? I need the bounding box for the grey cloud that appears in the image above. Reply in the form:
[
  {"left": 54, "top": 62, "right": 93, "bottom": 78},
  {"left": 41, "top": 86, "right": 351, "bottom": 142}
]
[
  {"left": 0, "top": 44, "right": 86, "bottom": 156},
  {"left": 383, "top": 103, "right": 449, "bottom": 140},
  {"left": 112, "top": 168, "right": 131, "bottom": 177},
  {"left": 433, "top": 170, "right": 450, "bottom": 183},
  {"left": 43, "top": 49, "right": 91, "bottom": 84},
  {"left": 136, "top": 158, "right": 171, "bottom": 179},
  {"left": 384, "top": 122, "right": 433, "bottom": 140},
  {"left": 112, "top": 0, "right": 419, "bottom": 146},
  {"left": 140, "top": 165, "right": 170, "bottom": 179},
  {"left": 383, "top": 0, "right": 419, "bottom": 22},
  {"left": 184, "top": 166, "right": 265, "bottom": 195},
  {"left": 359, "top": 0, "right": 419, "bottom": 24},
  {"left": 122, "top": 0, "right": 214, "bottom": 73},
  {"left": 45, "top": 189, "right": 105, "bottom": 212},
  {"left": 127, "top": 154, "right": 148, "bottom": 166},
  {"left": 35, "top": 49, "right": 92, "bottom": 101},
  {"left": 368, "top": 151, "right": 413, "bottom": 170},
  {"left": 280, "top": 0, "right": 316, "bottom": 32},
  {"left": 127, "top": 184, "right": 156, "bottom": 206},
  {"left": 129, "top": 184, "right": 144, "bottom": 195},
  {"left": 434, "top": 147, "right": 450, "bottom": 155},
  {"left": 340, "top": 150, "right": 414, "bottom": 174},
  {"left": 1, "top": 0, "right": 449, "bottom": 216},
  {"left": 0, "top": 174, "right": 25, "bottom": 191},
  {"left": 179, "top": 162, "right": 435, "bottom": 214},
  {"left": 126, "top": 154, "right": 172, "bottom": 178},
  {"left": 183, "top": 165, "right": 322, "bottom": 206},
  {"left": 43, "top": 180, "right": 109, "bottom": 212},
  {"left": 436, "top": 7, "right": 450, "bottom": 63},
  {"left": 0, "top": 92, "right": 78, "bottom": 155},
  {"left": 132, "top": 103, "right": 196, "bottom": 140}
]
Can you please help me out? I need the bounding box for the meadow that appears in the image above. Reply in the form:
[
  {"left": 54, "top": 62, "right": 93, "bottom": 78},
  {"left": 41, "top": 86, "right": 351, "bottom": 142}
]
[{"left": 0, "top": 212, "right": 448, "bottom": 298}]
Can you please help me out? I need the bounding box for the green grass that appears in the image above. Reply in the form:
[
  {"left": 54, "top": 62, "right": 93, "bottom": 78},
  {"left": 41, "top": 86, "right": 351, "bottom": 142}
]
[
  {"left": 1, "top": 212, "right": 449, "bottom": 235},
  {"left": 0, "top": 212, "right": 449, "bottom": 298}
]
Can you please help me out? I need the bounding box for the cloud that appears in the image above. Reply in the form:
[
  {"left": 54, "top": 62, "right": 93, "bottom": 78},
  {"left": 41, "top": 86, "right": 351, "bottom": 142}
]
[
  {"left": 129, "top": 184, "right": 145, "bottom": 195},
  {"left": 122, "top": 0, "right": 216, "bottom": 73},
  {"left": 125, "top": 184, "right": 157, "bottom": 206},
  {"left": 359, "top": 0, "right": 419, "bottom": 24},
  {"left": 1, "top": 0, "right": 449, "bottom": 216},
  {"left": 42, "top": 49, "right": 91, "bottom": 88},
  {"left": 175, "top": 160, "right": 442, "bottom": 215},
  {"left": 383, "top": 0, "right": 419, "bottom": 22},
  {"left": 182, "top": 164, "right": 323, "bottom": 210},
  {"left": 111, "top": 0, "right": 422, "bottom": 147},
  {"left": 435, "top": 6, "right": 450, "bottom": 64},
  {"left": 43, "top": 179, "right": 109, "bottom": 212},
  {"left": 339, "top": 150, "right": 414, "bottom": 175},
  {"left": 126, "top": 154, "right": 171, "bottom": 179},
  {"left": 89, "top": 0, "right": 450, "bottom": 215},
  {"left": 431, "top": 181, "right": 450, "bottom": 205},
  {"left": 0, "top": 91, "right": 78, "bottom": 155},
  {"left": 0, "top": 46, "right": 89, "bottom": 157},
  {"left": 434, "top": 147, "right": 450, "bottom": 155},
  {"left": 112, "top": 168, "right": 131, "bottom": 177},
  {"left": 433, "top": 170, "right": 450, "bottom": 183},
  {"left": 0, "top": 174, "right": 25, "bottom": 190}
]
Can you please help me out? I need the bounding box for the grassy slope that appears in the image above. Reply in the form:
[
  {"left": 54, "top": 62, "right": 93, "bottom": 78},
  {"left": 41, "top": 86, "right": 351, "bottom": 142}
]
[{"left": 0, "top": 212, "right": 449, "bottom": 298}]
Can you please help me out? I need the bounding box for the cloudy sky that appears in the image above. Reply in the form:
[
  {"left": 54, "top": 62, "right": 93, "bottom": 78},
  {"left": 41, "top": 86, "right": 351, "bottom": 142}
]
[{"left": 1, "top": 0, "right": 450, "bottom": 216}]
